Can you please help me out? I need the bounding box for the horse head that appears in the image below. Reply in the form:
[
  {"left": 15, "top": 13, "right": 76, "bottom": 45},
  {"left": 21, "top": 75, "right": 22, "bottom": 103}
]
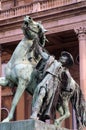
[{"left": 22, "top": 16, "right": 47, "bottom": 45}]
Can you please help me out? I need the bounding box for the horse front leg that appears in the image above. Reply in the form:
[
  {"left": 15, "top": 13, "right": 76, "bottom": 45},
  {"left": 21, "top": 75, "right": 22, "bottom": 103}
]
[
  {"left": 54, "top": 100, "right": 70, "bottom": 126},
  {"left": 2, "top": 79, "right": 27, "bottom": 122}
]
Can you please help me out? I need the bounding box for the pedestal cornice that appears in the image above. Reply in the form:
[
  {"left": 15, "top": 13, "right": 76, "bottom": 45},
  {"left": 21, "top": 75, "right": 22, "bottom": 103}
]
[{"left": 0, "top": 119, "right": 72, "bottom": 130}]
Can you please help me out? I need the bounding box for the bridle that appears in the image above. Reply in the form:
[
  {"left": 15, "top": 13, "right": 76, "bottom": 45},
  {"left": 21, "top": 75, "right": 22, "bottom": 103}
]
[{"left": 25, "top": 23, "right": 39, "bottom": 35}]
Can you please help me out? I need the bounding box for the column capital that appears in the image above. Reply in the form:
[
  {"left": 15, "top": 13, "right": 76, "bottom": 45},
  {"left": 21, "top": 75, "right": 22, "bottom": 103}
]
[
  {"left": 74, "top": 27, "right": 86, "bottom": 40},
  {"left": 75, "top": 26, "right": 86, "bottom": 35}
]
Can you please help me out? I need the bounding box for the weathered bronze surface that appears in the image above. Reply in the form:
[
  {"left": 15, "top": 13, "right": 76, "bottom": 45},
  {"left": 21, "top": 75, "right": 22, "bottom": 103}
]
[
  {"left": 0, "top": 16, "right": 47, "bottom": 122},
  {"left": 0, "top": 16, "right": 86, "bottom": 130}
]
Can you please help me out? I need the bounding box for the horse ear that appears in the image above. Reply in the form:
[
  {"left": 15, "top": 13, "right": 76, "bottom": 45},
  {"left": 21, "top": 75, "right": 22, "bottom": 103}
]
[{"left": 38, "top": 21, "right": 48, "bottom": 32}]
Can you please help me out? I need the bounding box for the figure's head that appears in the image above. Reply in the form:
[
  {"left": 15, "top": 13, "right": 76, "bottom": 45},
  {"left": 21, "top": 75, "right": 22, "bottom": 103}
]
[{"left": 59, "top": 51, "right": 74, "bottom": 67}]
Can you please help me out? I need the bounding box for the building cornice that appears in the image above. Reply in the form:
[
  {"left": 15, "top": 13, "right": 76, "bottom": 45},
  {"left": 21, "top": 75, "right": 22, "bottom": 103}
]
[{"left": 0, "top": 1, "right": 86, "bottom": 26}]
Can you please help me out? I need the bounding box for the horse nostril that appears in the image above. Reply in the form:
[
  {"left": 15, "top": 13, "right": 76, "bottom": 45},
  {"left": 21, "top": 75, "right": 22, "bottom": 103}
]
[
  {"left": 70, "top": 88, "right": 73, "bottom": 92},
  {"left": 25, "top": 21, "right": 28, "bottom": 26}
]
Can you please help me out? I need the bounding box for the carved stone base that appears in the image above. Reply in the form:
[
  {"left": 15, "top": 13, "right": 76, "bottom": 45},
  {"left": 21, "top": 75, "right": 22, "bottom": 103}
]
[{"left": 0, "top": 119, "right": 70, "bottom": 130}]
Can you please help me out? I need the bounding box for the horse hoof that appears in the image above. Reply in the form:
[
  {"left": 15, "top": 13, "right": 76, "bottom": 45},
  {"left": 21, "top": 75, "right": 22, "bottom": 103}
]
[
  {"left": 54, "top": 120, "right": 60, "bottom": 126},
  {"left": 30, "top": 114, "right": 39, "bottom": 120},
  {"left": 2, "top": 118, "right": 9, "bottom": 123}
]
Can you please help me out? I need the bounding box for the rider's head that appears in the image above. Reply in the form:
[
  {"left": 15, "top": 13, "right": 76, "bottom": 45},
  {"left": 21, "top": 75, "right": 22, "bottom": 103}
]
[{"left": 59, "top": 51, "right": 74, "bottom": 67}]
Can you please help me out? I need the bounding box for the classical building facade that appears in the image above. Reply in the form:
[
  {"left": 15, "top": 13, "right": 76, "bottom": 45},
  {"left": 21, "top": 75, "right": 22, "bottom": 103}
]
[{"left": 0, "top": 0, "right": 86, "bottom": 129}]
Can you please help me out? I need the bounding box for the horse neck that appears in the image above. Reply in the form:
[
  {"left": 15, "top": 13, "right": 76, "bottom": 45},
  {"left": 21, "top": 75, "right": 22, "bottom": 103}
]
[{"left": 9, "top": 37, "right": 34, "bottom": 63}]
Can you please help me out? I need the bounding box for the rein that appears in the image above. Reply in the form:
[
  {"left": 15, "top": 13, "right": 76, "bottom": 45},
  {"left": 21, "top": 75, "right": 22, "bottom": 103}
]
[{"left": 26, "top": 25, "right": 39, "bottom": 35}]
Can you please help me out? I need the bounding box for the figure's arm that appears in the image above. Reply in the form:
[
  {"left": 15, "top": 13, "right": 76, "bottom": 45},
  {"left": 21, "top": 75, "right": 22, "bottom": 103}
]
[
  {"left": 36, "top": 44, "right": 49, "bottom": 60},
  {"left": 61, "top": 69, "right": 73, "bottom": 92}
]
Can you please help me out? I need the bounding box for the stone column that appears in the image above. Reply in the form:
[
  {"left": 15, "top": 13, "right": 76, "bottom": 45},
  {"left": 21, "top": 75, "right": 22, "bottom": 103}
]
[
  {"left": 0, "top": 1, "right": 1, "bottom": 10},
  {"left": 0, "top": 47, "right": 2, "bottom": 121},
  {"left": 75, "top": 27, "right": 86, "bottom": 100}
]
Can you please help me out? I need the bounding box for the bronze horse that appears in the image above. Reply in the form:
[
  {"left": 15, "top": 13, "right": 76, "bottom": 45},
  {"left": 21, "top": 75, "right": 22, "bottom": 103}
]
[{"left": 0, "top": 16, "right": 46, "bottom": 122}]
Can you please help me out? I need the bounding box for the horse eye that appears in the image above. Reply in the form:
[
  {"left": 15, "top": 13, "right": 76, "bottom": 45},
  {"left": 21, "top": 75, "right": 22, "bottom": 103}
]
[{"left": 38, "top": 25, "right": 39, "bottom": 28}]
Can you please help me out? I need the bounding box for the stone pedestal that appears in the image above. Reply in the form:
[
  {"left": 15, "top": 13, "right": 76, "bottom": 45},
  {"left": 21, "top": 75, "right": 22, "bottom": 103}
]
[{"left": 0, "top": 119, "right": 69, "bottom": 130}]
